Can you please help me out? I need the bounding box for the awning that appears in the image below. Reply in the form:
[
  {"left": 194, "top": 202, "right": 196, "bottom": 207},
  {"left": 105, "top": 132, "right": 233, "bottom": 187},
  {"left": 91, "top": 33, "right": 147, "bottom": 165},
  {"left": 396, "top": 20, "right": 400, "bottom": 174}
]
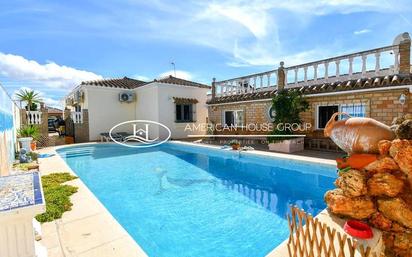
[{"left": 173, "top": 97, "right": 198, "bottom": 104}]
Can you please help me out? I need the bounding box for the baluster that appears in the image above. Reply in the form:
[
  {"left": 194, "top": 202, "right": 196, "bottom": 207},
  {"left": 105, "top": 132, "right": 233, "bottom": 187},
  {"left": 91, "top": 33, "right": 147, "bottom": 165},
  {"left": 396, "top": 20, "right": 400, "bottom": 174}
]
[
  {"left": 349, "top": 57, "right": 354, "bottom": 77},
  {"left": 294, "top": 68, "right": 298, "bottom": 84},
  {"left": 259, "top": 76, "right": 263, "bottom": 89},
  {"left": 393, "top": 47, "right": 399, "bottom": 73},
  {"left": 253, "top": 77, "right": 257, "bottom": 92},
  {"left": 375, "top": 52, "right": 381, "bottom": 74},
  {"left": 335, "top": 60, "right": 340, "bottom": 78},
  {"left": 284, "top": 69, "right": 288, "bottom": 85},
  {"left": 314, "top": 64, "right": 318, "bottom": 81},
  {"left": 324, "top": 62, "right": 329, "bottom": 79},
  {"left": 267, "top": 73, "right": 271, "bottom": 87},
  {"left": 304, "top": 67, "right": 308, "bottom": 83},
  {"left": 361, "top": 54, "right": 367, "bottom": 75}
]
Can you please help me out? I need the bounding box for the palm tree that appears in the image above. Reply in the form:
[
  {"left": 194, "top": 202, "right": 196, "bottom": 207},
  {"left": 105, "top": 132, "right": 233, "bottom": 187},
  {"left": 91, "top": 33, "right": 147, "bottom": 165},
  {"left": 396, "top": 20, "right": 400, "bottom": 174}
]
[{"left": 16, "top": 89, "right": 42, "bottom": 111}]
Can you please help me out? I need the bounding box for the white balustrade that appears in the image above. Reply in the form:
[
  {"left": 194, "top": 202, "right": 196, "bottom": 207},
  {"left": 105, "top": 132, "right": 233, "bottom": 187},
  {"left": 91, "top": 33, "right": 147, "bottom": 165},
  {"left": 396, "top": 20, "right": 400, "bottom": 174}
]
[
  {"left": 71, "top": 112, "right": 83, "bottom": 124},
  {"left": 213, "top": 42, "right": 402, "bottom": 96},
  {"left": 284, "top": 44, "right": 400, "bottom": 88},
  {"left": 26, "top": 111, "right": 42, "bottom": 125}
]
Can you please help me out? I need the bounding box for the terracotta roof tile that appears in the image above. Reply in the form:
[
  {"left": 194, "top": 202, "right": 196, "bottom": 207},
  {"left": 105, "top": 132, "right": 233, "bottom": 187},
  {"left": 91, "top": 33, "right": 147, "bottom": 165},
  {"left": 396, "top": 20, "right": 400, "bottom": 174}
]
[
  {"left": 208, "top": 74, "right": 412, "bottom": 104},
  {"left": 81, "top": 77, "right": 146, "bottom": 89},
  {"left": 155, "top": 75, "right": 210, "bottom": 89}
]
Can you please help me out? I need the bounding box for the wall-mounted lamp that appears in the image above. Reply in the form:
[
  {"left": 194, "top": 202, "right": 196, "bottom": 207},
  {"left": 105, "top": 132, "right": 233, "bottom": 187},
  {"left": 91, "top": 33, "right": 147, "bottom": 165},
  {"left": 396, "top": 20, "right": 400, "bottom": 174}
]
[{"left": 399, "top": 94, "right": 406, "bottom": 105}]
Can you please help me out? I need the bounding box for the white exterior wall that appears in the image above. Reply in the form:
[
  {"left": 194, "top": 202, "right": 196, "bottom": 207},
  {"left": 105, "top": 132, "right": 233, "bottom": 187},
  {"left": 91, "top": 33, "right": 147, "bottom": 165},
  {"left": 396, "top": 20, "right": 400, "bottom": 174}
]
[
  {"left": 64, "top": 82, "right": 209, "bottom": 141},
  {"left": 134, "top": 85, "right": 160, "bottom": 139},
  {"left": 155, "top": 83, "right": 209, "bottom": 139},
  {"left": 85, "top": 86, "right": 136, "bottom": 141}
]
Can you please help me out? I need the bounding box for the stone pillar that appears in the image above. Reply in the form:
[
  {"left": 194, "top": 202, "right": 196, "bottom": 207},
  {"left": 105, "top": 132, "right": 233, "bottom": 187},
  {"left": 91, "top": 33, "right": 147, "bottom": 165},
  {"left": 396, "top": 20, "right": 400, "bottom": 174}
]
[
  {"left": 396, "top": 32, "right": 411, "bottom": 74},
  {"left": 74, "top": 109, "right": 89, "bottom": 143},
  {"left": 211, "top": 78, "right": 216, "bottom": 100},
  {"left": 20, "top": 109, "right": 27, "bottom": 126},
  {"left": 63, "top": 108, "right": 71, "bottom": 120},
  {"left": 277, "top": 61, "right": 286, "bottom": 90},
  {"left": 39, "top": 104, "right": 48, "bottom": 136}
]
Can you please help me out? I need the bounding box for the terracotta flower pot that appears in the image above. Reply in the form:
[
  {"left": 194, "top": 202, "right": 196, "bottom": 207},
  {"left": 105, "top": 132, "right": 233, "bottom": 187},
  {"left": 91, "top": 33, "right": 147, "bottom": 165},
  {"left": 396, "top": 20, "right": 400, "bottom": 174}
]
[
  {"left": 324, "top": 112, "right": 395, "bottom": 154},
  {"left": 30, "top": 141, "right": 37, "bottom": 151},
  {"left": 65, "top": 136, "right": 74, "bottom": 144},
  {"left": 231, "top": 144, "right": 240, "bottom": 150}
]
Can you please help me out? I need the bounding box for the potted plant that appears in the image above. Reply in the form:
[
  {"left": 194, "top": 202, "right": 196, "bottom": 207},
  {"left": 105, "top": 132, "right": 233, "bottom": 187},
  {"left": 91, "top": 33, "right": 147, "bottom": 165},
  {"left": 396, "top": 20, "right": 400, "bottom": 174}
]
[
  {"left": 268, "top": 89, "right": 309, "bottom": 153},
  {"left": 18, "top": 125, "right": 40, "bottom": 152},
  {"left": 229, "top": 139, "right": 241, "bottom": 150}
]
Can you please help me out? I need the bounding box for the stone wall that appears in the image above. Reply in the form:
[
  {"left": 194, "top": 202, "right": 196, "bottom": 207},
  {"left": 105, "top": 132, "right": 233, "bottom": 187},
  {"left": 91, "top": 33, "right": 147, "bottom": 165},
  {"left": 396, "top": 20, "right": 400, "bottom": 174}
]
[
  {"left": 208, "top": 89, "right": 412, "bottom": 139},
  {"left": 208, "top": 101, "right": 272, "bottom": 128},
  {"left": 74, "top": 109, "right": 89, "bottom": 143}
]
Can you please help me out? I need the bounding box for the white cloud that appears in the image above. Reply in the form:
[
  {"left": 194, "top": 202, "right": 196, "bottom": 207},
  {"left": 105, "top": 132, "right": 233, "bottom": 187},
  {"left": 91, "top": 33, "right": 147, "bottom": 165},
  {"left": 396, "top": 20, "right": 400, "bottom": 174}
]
[
  {"left": 158, "top": 70, "right": 193, "bottom": 80},
  {"left": 0, "top": 52, "right": 103, "bottom": 89},
  {"left": 132, "top": 75, "right": 151, "bottom": 81},
  {"left": 354, "top": 29, "right": 371, "bottom": 35},
  {"left": 140, "top": 0, "right": 409, "bottom": 67}
]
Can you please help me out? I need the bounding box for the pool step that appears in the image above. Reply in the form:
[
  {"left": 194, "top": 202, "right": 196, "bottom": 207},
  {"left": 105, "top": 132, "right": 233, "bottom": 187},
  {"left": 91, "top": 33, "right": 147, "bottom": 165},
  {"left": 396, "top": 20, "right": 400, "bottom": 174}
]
[{"left": 61, "top": 148, "right": 94, "bottom": 158}]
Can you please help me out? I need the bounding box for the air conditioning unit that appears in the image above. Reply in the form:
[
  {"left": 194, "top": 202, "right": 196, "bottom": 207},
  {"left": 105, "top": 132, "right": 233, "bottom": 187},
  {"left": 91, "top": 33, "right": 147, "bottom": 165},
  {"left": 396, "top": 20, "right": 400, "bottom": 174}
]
[{"left": 119, "top": 92, "right": 135, "bottom": 102}]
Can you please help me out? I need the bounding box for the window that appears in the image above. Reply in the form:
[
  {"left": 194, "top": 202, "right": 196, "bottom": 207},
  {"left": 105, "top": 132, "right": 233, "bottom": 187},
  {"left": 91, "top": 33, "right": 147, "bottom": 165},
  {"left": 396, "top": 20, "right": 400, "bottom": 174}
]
[
  {"left": 317, "top": 103, "right": 367, "bottom": 129},
  {"left": 317, "top": 105, "right": 339, "bottom": 129},
  {"left": 340, "top": 104, "right": 366, "bottom": 118},
  {"left": 223, "top": 110, "right": 244, "bottom": 126},
  {"left": 175, "top": 104, "right": 194, "bottom": 122}
]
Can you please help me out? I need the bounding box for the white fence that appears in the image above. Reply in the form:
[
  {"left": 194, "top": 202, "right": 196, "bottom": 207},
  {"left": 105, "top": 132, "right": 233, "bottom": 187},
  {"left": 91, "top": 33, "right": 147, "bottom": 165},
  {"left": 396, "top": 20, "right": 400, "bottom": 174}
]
[{"left": 26, "top": 111, "right": 42, "bottom": 125}]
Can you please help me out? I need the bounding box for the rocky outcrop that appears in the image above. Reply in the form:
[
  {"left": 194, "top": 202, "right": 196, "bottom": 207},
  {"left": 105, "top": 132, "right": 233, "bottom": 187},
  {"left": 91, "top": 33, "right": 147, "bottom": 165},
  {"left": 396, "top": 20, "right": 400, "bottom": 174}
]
[
  {"left": 324, "top": 137, "right": 412, "bottom": 257},
  {"left": 393, "top": 145, "right": 412, "bottom": 176},
  {"left": 389, "top": 139, "right": 410, "bottom": 158},
  {"left": 364, "top": 156, "right": 400, "bottom": 173},
  {"left": 378, "top": 140, "right": 392, "bottom": 156},
  {"left": 367, "top": 173, "right": 404, "bottom": 197},
  {"left": 324, "top": 189, "right": 376, "bottom": 219},
  {"left": 378, "top": 198, "right": 412, "bottom": 229},
  {"left": 335, "top": 169, "right": 367, "bottom": 197}
]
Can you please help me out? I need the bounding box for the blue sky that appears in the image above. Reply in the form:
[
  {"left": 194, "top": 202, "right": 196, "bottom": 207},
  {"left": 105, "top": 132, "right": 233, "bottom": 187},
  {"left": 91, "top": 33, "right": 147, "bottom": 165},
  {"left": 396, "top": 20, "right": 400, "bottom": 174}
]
[{"left": 0, "top": 0, "right": 411, "bottom": 108}]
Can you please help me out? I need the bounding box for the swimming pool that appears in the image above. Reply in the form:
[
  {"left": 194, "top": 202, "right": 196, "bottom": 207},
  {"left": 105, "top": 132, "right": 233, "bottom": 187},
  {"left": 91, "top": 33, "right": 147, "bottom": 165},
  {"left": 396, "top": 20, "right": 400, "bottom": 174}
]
[{"left": 57, "top": 142, "right": 336, "bottom": 257}]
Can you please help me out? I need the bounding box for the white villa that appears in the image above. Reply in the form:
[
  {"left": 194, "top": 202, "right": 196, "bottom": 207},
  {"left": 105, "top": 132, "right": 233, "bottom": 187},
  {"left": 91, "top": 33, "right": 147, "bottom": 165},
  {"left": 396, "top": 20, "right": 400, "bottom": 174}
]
[{"left": 64, "top": 76, "right": 210, "bottom": 142}]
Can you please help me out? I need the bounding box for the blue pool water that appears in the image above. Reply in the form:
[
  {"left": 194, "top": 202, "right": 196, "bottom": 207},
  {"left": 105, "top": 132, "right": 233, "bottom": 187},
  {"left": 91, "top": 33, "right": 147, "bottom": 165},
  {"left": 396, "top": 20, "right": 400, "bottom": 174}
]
[{"left": 57, "top": 143, "right": 336, "bottom": 257}]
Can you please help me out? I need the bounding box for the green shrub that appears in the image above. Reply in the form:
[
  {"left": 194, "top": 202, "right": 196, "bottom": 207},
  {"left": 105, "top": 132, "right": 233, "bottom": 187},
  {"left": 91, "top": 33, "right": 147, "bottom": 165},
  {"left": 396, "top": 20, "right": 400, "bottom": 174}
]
[
  {"left": 35, "top": 173, "right": 78, "bottom": 223},
  {"left": 18, "top": 125, "right": 40, "bottom": 141},
  {"left": 27, "top": 151, "right": 38, "bottom": 161},
  {"left": 269, "top": 90, "right": 309, "bottom": 143}
]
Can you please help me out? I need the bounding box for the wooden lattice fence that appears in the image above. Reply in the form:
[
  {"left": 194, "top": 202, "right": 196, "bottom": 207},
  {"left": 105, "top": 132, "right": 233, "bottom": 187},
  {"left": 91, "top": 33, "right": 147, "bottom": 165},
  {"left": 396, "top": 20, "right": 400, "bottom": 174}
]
[{"left": 287, "top": 206, "right": 380, "bottom": 257}]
